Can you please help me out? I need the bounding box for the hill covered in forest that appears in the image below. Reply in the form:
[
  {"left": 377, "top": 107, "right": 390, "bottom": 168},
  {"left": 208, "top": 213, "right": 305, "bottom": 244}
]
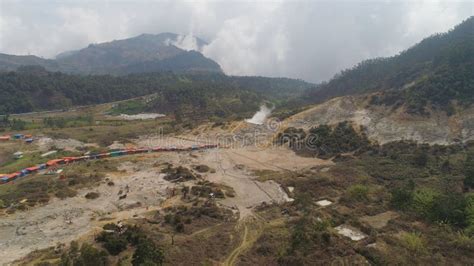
[
  {"left": 300, "top": 16, "right": 473, "bottom": 115},
  {"left": 0, "top": 67, "right": 312, "bottom": 117},
  {"left": 0, "top": 33, "right": 222, "bottom": 75}
]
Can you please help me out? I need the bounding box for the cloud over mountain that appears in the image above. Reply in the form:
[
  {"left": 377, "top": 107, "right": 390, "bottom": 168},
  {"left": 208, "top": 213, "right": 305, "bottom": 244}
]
[{"left": 0, "top": 0, "right": 471, "bottom": 82}]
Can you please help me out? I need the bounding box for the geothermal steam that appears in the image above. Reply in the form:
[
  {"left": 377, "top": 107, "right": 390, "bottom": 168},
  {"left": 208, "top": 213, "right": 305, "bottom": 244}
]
[{"left": 245, "top": 105, "right": 273, "bottom": 125}]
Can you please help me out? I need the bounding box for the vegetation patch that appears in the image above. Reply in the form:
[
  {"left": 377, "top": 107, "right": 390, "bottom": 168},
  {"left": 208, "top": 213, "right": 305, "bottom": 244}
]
[
  {"left": 277, "top": 121, "right": 370, "bottom": 159},
  {"left": 0, "top": 160, "right": 116, "bottom": 211},
  {"left": 162, "top": 165, "right": 199, "bottom": 182},
  {"left": 85, "top": 191, "right": 100, "bottom": 199}
]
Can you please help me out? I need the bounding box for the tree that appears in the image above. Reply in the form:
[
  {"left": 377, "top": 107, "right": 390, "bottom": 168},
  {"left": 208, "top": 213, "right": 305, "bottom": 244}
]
[
  {"left": 412, "top": 188, "right": 440, "bottom": 219},
  {"left": 413, "top": 150, "right": 429, "bottom": 167},
  {"left": 60, "top": 243, "right": 108, "bottom": 266},
  {"left": 465, "top": 194, "right": 474, "bottom": 236},
  {"left": 102, "top": 234, "right": 128, "bottom": 255},
  {"left": 347, "top": 184, "right": 370, "bottom": 201},
  {"left": 464, "top": 151, "right": 474, "bottom": 189},
  {"left": 430, "top": 193, "right": 467, "bottom": 226},
  {"left": 132, "top": 238, "right": 164, "bottom": 266},
  {"left": 390, "top": 186, "right": 413, "bottom": 210},
  {"left": 0, "top": 114, "right": 9, "bottom": 126}
]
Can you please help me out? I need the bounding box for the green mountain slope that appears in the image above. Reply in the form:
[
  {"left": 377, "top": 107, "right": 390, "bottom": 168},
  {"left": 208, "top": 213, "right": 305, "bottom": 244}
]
[
  {"left": 0, "top": 54, "right": 60, "bottom": 72},
  {"left": 0, "top": 68, "right": 312, "bottom": 116},
  {"left": 303, "top": 16, "right": 473, "bottom": 114},
  {"left": 0, "top": 33, "right": 222, "bottom": 75}
]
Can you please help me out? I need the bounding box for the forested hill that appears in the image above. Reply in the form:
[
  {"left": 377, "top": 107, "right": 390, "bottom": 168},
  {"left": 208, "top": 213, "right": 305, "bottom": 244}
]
[
  {"left": 0, "top": 33, "right": 222, "bottom": 75},
  {"left": 0, "top": 67, "right": 312, "bottom": 115},
  {"left": 303, "top": 16, "right": 473, "bottom": 114}
]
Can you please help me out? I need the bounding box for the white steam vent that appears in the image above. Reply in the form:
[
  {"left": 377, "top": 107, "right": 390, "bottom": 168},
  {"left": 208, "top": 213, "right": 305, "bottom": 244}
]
[
  {"left": 165, "top": 35, "right": 200, "bottom": 52},
  {"left": 245, "top": 105, "right": 274, "bottom": 125}
]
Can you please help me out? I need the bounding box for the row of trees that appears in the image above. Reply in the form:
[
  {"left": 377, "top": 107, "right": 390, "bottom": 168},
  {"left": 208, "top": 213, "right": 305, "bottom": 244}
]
[{"left": 0, "top": 115, "right": 27, "bottom": 130}]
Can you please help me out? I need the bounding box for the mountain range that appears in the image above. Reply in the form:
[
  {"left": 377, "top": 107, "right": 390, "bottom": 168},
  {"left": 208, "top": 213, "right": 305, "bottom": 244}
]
[
  {"left": 0, "top": 33, "right": 222, "bottom": 75},
  {"left": 0, "top": 17, "right": 472, "bottom": 118}
]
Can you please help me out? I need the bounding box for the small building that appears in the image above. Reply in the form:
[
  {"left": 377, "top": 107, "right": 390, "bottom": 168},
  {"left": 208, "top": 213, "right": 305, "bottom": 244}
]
[{"left": 13, "top": 134, "right": 24, "bottom": 139}]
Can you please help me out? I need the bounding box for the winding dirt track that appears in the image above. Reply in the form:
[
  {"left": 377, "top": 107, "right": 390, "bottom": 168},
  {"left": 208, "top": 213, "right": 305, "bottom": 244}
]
[{"left": 223, "top": 217, "right": 264, "bottom": 266}]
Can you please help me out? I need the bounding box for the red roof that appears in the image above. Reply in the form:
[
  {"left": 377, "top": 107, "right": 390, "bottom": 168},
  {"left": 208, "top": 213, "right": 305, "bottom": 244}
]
[
  {"left": 7, "top": 173, "right": 20, "bottom": 178},
  {"left": 47, "top": 159, "right": 64, "bottom": 166},
  {"left": 26, "top": 166, "right": 40, "bottom": 172}
]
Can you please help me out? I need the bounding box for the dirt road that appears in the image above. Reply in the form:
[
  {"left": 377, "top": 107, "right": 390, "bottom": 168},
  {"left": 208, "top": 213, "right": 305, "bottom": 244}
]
[{"left": 223, "top": 217, "right": 264, "bottom": 266}]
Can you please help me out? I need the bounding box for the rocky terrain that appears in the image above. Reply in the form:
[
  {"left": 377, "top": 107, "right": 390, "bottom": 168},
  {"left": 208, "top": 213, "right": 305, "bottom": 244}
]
[{"left": 286, "top": 95, "right": 474, "bottom": 145}]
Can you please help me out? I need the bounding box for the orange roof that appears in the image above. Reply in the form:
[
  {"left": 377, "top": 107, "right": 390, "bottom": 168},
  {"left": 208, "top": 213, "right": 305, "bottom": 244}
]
[{"left": 46, "top": 159, "right": 64, "bottom": 166}]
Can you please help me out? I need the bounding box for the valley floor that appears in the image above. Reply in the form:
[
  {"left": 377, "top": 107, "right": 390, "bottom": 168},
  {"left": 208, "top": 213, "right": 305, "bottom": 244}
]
[
  {"left": 0, "top": 105, "right": 472, "bottom": 266},
  {"left": 0, "top": 131, "right": 330, "bottom": 265}
]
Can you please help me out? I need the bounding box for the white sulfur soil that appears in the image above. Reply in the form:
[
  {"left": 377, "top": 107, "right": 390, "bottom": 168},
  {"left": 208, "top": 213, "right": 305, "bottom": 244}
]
[{"left": 335, "top": 225, "right": 367, "bottom": 241}]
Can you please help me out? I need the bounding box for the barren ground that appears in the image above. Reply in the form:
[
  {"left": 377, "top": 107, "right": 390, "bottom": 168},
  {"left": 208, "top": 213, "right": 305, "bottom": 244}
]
[{"left": 0, "top": 131, "right": 331, "bottom": 264}]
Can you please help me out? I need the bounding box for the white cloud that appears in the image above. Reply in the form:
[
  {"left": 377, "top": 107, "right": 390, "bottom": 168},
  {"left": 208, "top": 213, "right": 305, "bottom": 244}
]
[
  {"left": 202, "top": 2, "right": 290, "bottom": 76},
  {"left": 166, "top": 35, "right": 200, "bottom": 51},
  {"left": 0, "top": 0, "right": 471, "bottom": 82}
]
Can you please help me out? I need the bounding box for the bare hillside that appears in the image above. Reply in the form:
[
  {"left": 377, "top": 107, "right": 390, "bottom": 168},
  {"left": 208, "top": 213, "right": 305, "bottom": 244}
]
[{"left": 286, "top": 95, "right": 474, "bottom": 145}]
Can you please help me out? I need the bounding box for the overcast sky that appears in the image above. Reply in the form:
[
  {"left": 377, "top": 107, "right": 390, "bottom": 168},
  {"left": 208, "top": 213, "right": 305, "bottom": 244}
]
[{"left": 0, "top": 0, "right": 472, "bottom": 82}]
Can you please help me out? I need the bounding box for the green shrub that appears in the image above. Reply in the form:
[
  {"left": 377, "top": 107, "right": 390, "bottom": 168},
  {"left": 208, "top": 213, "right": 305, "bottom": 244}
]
[
  {"left": 85, "top": 192, "right": 100, "bottom": 199},
  {"left": 194, "top": 164, "right": 210, "bottom": 173},
  {"left": 412, "top": 188, "right": 440, "bottom": 218},
  {"left": 96, "top": 232, "right": 128, "bottom": 255},
  {"left": 103, "top": 235, "right": 128, "bottom": 256},
  {"left": 401, "top": 232, "right": 426, "bottom": 254},
  {"left": 413, "top": 150, "right": 429, "bottom": 167},
  {"left": 347, "top": 184, "right": 370, "bottom": 201},
  {"left": 55, "top": 187, "right": 77, "bottom": 199},
  {"left": 452, "top": 232, "right": 474, "bottom": 250},
  {"left": 390, "top": 181, "right": 415, "bottom": 210},
  {"left": 60, "top": 243, "right": 108, "bottom": 266},
  {"left": 289, "top": 216, "right": 331, "bottom": 254},
  {"left": 464, "top": 151, "right": 474, "bottom": 189},
  {"left": 430, "top": 193, "right": 467, "bottom": 226},
  {"left": 465, "top": 194, "right": 474, "bottom": 236}
]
